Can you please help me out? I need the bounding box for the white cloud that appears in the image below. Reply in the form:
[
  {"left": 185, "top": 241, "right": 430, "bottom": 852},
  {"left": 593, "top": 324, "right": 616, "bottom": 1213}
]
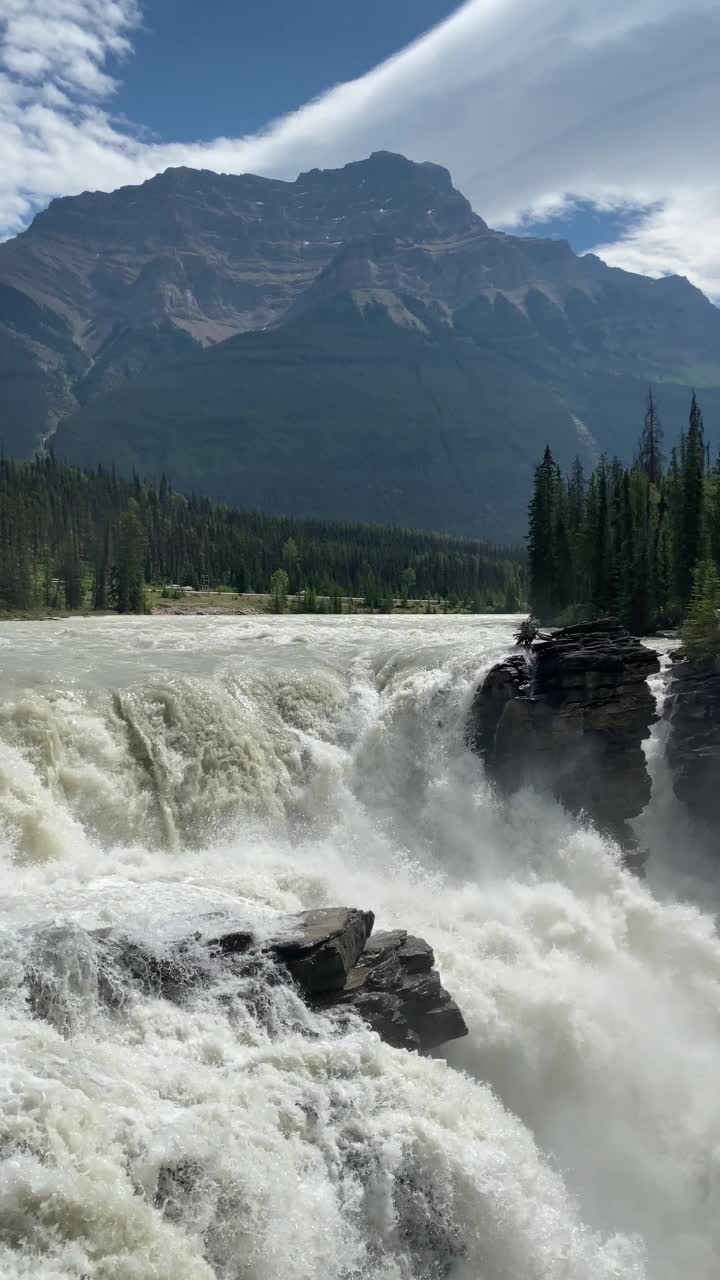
[
  {"left": 594, "top": 189, "right": 720, "bottom": 299},
  {"left": 0, "top": 0, "right": 719, "bottom": 296}
]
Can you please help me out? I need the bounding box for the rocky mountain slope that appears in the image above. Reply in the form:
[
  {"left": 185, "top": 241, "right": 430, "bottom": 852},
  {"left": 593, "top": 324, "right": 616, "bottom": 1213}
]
[{"left": 1, "top": 151, "right": 719, "bottom": 537}]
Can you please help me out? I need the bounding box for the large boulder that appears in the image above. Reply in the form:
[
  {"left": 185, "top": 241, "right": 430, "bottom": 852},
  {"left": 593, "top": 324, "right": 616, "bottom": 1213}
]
[
  {"left": 24, "top": 908, "right": 467, "bottom": 1054},
  {"left": 665, "top": 654, "right": 720, "bottom": 825},
  {"left": 467, "top": 619, "right": 659, "bottom": 858}
]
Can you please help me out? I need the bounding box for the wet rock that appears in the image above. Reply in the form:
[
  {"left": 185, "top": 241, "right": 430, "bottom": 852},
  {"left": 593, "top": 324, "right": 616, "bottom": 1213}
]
[
  {"left": 92, "top": 928, "right": 215, "bottom": 1004},
  {"left": 24, "top": 909, "right": 467, "bottom": 1054},
  {"left": 202, "top": 910, "right": 467, "bottom": 1050},
  {"left": 204, "top": 927, "right": 254, "bottom": 956},
  {"left": 467, "top": 619, "right": 659, "bottom": 858},
  {"left": 25, "top": 924, "right": 99, "bottom": 1036},
  {"left": 665, "top": 655, "right": 720, "bottom": 826},
  {"left": 155, "top": 1159, "right": 204, "bottom": 1224},
  {"left": 317, "top": 928, "right": 468, "bottom": 1051},
  {"left": 393, "top": 1165, "right": 465, "bottom": 1279},
  {"left": 268, "top": 907, "right": 375, "bottom": 994}
]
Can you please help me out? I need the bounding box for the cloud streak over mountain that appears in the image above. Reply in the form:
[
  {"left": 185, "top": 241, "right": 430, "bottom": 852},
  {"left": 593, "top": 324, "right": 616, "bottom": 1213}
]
[{"left": 1, "top": 0, "right": 719, "bottom": 295}]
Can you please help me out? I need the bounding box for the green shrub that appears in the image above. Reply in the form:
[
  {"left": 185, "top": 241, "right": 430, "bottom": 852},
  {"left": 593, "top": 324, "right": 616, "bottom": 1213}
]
[{"left": 680, "top": 560, "right": 720, "bottom": 661}]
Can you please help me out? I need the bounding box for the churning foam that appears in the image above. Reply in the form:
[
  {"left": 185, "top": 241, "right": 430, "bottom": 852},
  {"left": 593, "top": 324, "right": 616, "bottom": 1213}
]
[{"left": 0, "top": 614, "right": 718, "bottom": 1279}]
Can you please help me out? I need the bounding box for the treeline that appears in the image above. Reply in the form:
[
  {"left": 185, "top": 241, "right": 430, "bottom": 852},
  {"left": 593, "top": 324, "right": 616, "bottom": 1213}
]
[
  {"left": 0, "top": 454, "right": 526, "bottom": 613},
  {"left": 528, "top": 390, "right": 718, "bottom": 634}
]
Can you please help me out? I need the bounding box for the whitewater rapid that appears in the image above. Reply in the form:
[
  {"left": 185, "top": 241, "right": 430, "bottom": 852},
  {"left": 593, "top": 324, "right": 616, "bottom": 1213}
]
[{"left": 0, "top": 614, "right": 718, "bottom": 1280}]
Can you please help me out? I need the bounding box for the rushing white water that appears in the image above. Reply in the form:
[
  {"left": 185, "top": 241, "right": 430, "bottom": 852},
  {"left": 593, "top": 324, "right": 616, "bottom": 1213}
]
[{"left": 0, "top": 614, "right": 718, "bottom": 1280}]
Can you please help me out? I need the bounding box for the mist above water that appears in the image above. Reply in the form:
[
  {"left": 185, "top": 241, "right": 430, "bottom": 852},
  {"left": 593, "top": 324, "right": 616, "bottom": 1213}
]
[{"left": 0, "top": 614, "right": 718, "bottom": 1280}]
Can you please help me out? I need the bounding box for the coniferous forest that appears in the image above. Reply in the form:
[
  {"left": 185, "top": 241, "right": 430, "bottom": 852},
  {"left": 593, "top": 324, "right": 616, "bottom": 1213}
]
[
  {"left": 527, "top": 391, "right": 720, "bottom": 644},
  {"left": 0, "top": 454, "right": 525, "bottom": 614}
]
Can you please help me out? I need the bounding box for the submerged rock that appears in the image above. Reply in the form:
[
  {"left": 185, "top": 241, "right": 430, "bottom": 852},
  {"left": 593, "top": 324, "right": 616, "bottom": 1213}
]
[
  {"left": 25, "top": 923, "right": 100, "bottom": 1036},
  {"left": 467, "top": 619, "right": 659, "bottom": 859},
  {"left": 665, "top": 654, "right": 720, "bottom": 826},
  {"left": 24, "top": 908, "right": 467, "bottom": 1054}
]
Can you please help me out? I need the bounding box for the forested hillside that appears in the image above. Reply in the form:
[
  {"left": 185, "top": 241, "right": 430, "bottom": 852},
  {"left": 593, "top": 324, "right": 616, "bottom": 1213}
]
[
  {"left": 527, "top": 390, "right": 718, "bottom": 636},
  {"left": 0, "top": 455, "right": 524, "bottom": 614}
]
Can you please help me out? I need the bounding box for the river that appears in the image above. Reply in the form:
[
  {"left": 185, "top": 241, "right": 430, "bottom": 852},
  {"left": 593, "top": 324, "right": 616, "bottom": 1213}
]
[{"left": 0, "top": 614, "right": 718, "bottom": 1279}]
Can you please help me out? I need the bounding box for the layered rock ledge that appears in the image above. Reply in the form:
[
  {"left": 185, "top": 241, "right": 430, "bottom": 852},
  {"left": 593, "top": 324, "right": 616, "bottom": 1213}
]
[
  {"left": 25, "top": 907, "right": 468, "bottom": 1053},
  {"left": 467, "top": 619, "right": 659, "bottom": 859},
  {"left": 665, "top": 655, "right": 720, "bottom": 826}
]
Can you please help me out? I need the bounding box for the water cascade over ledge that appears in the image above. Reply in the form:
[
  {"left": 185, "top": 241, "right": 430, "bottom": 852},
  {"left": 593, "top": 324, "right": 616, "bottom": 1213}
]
[{"left": 0, "top": 614, "right": 719, "bottom": 1280}]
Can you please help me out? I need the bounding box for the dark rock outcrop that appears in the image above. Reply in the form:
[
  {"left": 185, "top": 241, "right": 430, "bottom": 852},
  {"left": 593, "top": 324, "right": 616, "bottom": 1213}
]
[
  {"left": 24, "top": 907, "right": 467, "bottom": 1054},
  {"left": 467, "top": 619, "right": 659, "bottom": 857},
  {"left": 665, "top": 654, "right": 720, "bottom": 825},
  {"left": 314, "top": 928, "right": 467, "bottom": 1051},
  {"left": 268, "top": 907, "right": 375, "bottom": 994}
]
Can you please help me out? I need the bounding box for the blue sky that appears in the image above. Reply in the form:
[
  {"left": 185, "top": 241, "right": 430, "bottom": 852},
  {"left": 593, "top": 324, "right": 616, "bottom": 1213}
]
[
  {"left": 1, "top": 1, "right": 719, "bottom": 295},
  {"left": 113, "top": 2, "right": 462, "bottom": 142}
]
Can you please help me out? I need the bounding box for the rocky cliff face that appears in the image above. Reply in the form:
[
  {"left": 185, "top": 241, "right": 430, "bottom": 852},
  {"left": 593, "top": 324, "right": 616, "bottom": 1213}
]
[
  {"left": 467, "top": 620, "right": 659, "bottom": 861},
  {"left": 26, "top": 906, "right": 468, "bottom": 1054},
  {"left": 1, "top": 153, "right": 474, "bottom": 346},
  {"left": 665, "top": 656, "right": 720, "bottom": 826}
]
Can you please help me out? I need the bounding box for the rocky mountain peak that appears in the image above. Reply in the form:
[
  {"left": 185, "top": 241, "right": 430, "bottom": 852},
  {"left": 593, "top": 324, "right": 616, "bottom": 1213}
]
[
  {"left": 295, "top": 149, "right": 479, "bottom": 236},
  {"left": 0, "top": 152, "right": 719, "bottom": 539}
]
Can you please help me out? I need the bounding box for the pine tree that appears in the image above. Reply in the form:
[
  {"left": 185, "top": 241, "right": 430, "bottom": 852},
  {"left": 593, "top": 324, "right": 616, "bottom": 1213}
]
[
  {"left": 114, "top": 499, "right": 146, "bottom": 613},
  {"left": 566, "top": 456, "right": 586, "bottom": 601},
  {"left": 679, "top": 393, "right": 705, "bottom": 608},
  {"left": 234, "top": 560, "right": 248, "bottom": 594},
  {"left": 708, "top": 454, "right": 720, "bottom": 566},
  {"left": 62, "top": 534, "right": 83, "bottom": 610},
  {"left": 528, "top": 446, "right": 558, "bottom": 620},
  {"left": 94, "top": 524, "right": 111, "bottom": 610},
  {"left": 590, "top": 462, "right": 612, "bottom": 614},
  {"left": 400, "top": 567, "right": 416, "bottom": 602},
  {"left": 638, "top": 387, "right": 664, "bottom": 486}
]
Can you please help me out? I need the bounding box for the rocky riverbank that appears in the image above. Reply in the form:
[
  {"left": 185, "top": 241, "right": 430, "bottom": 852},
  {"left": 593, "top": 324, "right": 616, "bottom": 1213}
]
[
  {"left": 26, "top": 907, "right": 468, "bottom": 1054},
  {"left": 467, "top": 619, "right": 659, "bottom": 860}
]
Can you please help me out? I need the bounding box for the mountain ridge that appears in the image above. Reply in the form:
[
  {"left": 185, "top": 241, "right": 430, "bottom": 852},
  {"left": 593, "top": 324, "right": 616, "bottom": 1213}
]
[{"left": 1, "top": 151, "right": 719, "bottom": 537}]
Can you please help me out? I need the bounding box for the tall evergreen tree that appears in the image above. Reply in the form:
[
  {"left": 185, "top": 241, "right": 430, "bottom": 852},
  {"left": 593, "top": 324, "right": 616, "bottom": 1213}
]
[
  {"left": 528, "top": 446, "right": 558, "bottom": 620},
  {"left": 679, "top": 393, "right": 705, "bottom": 608},
  {"left": 590, "top": 462, "right": 612, "bottom": 614},
  {"left": 114, "top": 499, "right": 146, "bottom": 613},
  {"left": 638, "top": 388, "right": 664, "bottom": 486}
]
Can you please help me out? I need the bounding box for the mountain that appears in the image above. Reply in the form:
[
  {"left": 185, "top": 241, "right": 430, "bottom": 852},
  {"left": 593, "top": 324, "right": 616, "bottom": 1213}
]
[{"left": 1, "top": 151, "right": 719, "bottom": 538}]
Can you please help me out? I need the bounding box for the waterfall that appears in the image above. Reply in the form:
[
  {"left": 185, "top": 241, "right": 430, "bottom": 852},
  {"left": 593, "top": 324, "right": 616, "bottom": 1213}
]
[{"left": 0, "top": 614, "right": 718, "bottom": 1279}]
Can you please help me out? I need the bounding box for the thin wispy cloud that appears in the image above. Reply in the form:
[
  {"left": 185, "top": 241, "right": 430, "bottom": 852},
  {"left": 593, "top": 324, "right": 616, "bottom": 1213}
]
[{"left": 1, "top": 0, "right": 719, "bottom": 296}]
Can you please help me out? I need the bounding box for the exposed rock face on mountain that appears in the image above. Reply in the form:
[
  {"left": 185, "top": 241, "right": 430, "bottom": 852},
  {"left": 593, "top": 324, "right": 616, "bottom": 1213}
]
[
  {"left": 1, "top": 154, "right": 474, "bottom": 350},
  {"left": 25, "top": 906, "right": 468, "bottom": 1054},
  {"left": 2, "top": 151, "right": 720, "bottom": 536},
  {"left": 467, "top": 620, "right": 660, "bottom": 859},
  {"left": 665, "top": 655, "right": 720, "bottom": 826}
]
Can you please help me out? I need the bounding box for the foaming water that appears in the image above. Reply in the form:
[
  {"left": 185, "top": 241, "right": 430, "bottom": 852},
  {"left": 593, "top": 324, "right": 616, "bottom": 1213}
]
[{"left": 0, "top": 615, "right": 718, "bottom": 1278}]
